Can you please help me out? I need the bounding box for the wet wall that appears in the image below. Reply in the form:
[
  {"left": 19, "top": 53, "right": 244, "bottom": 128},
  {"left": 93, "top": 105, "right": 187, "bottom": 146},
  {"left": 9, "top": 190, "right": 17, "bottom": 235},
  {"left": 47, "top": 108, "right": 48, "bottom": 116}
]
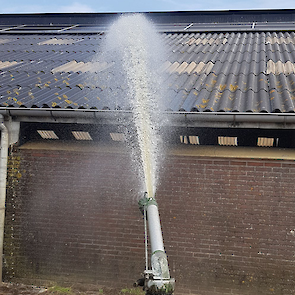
[
  {"left": 4, "top": 146, "right": 144, "bottom": 286},
  {"left": 4, "top": 144, "right": 295, "bottom": 294}
]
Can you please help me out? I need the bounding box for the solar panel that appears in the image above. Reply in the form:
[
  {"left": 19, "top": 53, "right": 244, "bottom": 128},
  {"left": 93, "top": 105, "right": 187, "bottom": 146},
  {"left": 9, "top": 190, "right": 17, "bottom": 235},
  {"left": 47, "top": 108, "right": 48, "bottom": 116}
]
[
  {"left": 67, "top": 25, "right": 107, "bottom": 33},
  {"left": 6, "top": 25, "right": 71, "bottom": 33},
  {"left": 0, "top": 25, "right": 25, "bottom": 32},
  {"left": 1, "top": 20, "right": 295, "bottom": 35},
  {"left": 256, "top": 22, "right": 295, "bottom": 30},
  {"left": 0, "top": 23, "right": 108, "bottom": 34},
  {"left": 155, "top": 21, "right": 295, "bottom": 32},
  {"left": 15, "top": 25, "right": 66, "bottom": 31}
]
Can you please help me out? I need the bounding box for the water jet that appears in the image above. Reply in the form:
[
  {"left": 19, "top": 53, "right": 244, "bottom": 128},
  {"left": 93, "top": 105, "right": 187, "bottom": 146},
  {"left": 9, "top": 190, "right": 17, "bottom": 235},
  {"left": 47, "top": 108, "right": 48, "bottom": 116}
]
[{"left": 99, "top": 14, "right": 175, "bottom": 294}]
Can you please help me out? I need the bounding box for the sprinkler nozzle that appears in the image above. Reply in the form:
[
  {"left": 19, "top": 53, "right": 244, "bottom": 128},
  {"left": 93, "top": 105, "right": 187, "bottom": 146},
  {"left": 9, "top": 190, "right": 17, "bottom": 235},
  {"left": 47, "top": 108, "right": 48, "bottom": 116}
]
[
  {"left": 138, "top": 193, "right": 158, "bottom": 215},
  {"left": 138, "top": 192, "right": 148, "bottom": 215}
]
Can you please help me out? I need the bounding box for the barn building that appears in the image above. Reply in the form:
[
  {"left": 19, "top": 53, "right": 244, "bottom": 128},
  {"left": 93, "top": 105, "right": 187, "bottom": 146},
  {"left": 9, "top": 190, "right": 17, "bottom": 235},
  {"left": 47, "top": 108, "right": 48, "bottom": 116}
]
[{"left": 0, "top": 9, "right": 295, "bottom": 295}]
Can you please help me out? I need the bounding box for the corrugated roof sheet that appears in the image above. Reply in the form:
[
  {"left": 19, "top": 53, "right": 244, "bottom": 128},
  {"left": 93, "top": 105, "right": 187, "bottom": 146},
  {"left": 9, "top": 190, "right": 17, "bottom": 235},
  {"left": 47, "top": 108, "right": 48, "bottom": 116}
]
[{"left": 1, "top": 30, "right": 295, "bottom": 112}]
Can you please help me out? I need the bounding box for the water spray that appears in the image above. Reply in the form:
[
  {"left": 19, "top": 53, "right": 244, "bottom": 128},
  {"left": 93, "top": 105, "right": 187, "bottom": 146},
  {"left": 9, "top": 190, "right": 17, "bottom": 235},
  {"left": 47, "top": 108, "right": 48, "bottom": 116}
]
[
  {"left": 137, "top": 193, "right": 175, "bottom": 295},
  {"left": 97, "top": 14, "right": 174, "bottom": 294}
]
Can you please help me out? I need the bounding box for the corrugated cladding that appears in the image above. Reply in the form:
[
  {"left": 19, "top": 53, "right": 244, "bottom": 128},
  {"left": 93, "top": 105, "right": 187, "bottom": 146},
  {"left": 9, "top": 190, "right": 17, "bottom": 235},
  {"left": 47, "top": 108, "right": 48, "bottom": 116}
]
[{"left": 1, "top": 31, "right": 295, "bottom": 112}]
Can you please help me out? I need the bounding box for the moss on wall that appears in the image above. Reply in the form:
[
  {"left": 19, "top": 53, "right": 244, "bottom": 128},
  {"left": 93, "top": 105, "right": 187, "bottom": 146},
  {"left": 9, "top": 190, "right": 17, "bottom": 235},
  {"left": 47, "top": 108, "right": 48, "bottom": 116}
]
[{"left": 4, "top": 147, "right": 27, "bottom": 279}]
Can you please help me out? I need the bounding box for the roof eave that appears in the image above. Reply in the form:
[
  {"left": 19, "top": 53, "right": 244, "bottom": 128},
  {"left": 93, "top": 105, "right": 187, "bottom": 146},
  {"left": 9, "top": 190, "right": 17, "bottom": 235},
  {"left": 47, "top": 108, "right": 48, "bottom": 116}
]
[{"left": 1, "top": 108, "right": 295, "bottom": 129}]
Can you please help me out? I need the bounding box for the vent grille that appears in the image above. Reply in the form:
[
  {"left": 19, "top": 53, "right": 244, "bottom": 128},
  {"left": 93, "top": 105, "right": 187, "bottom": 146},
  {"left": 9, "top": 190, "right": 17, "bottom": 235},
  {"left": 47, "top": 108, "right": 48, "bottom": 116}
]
[
  {"left": 180, "top": 135, "right": 200, "bottom": 145},
  {"left": 37, "top": 130, "right": 59, "bottom": 139},
  {"left": 218, "top": 136, "right": 238, "bottom": 146},
  {"left": 110, "top": 133, "right": 125, "bottom": 141},
  {"left": 257, "top": 137, "right": 275, "bottom": 147},
  {"left": 72, "top": 131, "right": 92, "bottom": 141}
]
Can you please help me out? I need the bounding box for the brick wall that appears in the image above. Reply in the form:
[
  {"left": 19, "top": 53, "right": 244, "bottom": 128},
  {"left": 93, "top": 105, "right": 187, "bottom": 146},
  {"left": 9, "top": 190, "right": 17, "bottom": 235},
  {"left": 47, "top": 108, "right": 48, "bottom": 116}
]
[
  {"left": 5, "top": 147, "right": 145, "bottom": 287},
  {"left": 4, "top": 145, "right": 295, "bottom": 295},
  {"left": 157, "top": 156, "right": 295, "bottom": 295}
]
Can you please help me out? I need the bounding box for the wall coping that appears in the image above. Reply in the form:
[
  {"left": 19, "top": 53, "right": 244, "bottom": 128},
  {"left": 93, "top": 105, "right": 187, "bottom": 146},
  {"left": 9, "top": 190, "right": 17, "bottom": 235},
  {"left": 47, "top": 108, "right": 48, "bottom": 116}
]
[{"left": 19, "top": 141, "right": 295, "bottom": 161}]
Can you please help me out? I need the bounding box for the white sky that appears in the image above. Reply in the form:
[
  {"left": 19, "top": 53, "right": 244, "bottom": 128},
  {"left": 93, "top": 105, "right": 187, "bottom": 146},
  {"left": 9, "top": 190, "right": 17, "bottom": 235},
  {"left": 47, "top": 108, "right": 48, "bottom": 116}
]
[{"left": 0, "top": 0, "right": 294, "bottom": 14}]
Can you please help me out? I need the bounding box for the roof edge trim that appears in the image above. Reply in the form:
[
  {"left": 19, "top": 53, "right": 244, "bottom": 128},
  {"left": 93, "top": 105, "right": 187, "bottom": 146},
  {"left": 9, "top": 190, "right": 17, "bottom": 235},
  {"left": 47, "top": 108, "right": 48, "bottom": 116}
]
[{"left": 1, "top": 108, "right": 295, "bottom": 128}]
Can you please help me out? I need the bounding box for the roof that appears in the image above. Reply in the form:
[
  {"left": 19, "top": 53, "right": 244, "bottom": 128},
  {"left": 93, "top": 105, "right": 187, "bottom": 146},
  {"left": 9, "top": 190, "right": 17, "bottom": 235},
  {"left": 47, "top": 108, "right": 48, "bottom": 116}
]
[{"left": 1, "top": 10, "right": 295, "bottom": 115}]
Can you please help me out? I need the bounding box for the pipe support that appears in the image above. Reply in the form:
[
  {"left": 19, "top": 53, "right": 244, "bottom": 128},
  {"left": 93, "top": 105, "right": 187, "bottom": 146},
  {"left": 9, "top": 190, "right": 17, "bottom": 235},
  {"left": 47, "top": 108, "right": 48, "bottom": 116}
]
[
  {"left": 0, "top": 115, "right": 8, "bottom": 281},
  {"left": 138, "top": 196, "right": 174, "bottom": 294}
]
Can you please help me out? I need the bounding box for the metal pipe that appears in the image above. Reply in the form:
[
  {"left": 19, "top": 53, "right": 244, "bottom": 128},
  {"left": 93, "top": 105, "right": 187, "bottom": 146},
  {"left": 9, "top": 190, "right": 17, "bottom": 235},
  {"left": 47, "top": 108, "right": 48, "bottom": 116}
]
[
  {"left": 138, "top": 196, "right": 175, "bottom": 294},
  {"left": 144, "top": 205, "right": 148, "bottom": 272},
  {"left": 0, "top": 115, "right": 8, "bottom": 281},
  {"left": 147, "top": 203, "right": 165, "bottom": 254}
]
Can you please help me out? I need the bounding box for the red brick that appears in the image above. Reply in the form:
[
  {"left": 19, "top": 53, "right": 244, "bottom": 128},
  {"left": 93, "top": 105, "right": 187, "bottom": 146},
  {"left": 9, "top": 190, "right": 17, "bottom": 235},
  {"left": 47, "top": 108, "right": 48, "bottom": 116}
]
[
  {"left": 247, "top": 161, "right": 265, "bottom": 166},
  {"left": 264, "top": 161, "right": 282, "bottom": 167}
]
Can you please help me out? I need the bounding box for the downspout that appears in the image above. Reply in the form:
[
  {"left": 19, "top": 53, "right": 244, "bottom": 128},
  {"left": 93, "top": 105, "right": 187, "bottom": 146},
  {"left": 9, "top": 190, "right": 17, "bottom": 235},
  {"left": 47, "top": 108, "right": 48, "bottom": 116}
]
[{"left": 0, "top": 115, "right": 8, "bottom": 281}]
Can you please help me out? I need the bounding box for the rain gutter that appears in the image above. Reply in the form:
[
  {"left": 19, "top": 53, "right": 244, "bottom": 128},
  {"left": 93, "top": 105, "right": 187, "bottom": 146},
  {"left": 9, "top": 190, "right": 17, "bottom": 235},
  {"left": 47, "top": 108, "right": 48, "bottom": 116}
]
[
  {"left": 1, "top": 108, "right": 295, "bottom": 128},
  {"left": 0, "top": 115, "right": 8, "bottom": 281},
  {"left": 166, "top": 112, "right": 295, "bottom": 128}
]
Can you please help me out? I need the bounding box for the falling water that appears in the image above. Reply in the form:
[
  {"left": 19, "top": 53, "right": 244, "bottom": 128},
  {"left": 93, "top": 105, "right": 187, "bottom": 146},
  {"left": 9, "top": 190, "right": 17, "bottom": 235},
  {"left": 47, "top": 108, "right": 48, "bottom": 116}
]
[{"left": 97, "top": 14, "right": 168, "bottom": 198}]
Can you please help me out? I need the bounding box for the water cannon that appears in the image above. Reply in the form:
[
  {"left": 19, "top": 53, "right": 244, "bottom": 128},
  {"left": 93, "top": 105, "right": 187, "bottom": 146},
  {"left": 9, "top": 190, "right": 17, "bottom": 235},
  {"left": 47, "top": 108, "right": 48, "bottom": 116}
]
[{"left": 137, "top": 193, "right": 175, "bottom": 295}]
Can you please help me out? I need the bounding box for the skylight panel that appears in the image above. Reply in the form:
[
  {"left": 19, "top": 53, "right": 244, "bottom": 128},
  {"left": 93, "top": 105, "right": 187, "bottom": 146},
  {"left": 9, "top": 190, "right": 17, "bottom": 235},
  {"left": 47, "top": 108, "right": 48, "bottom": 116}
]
[
  {"left": 0, "top": 38, "right": 12, "bottom": 44},
  {"left": 51, "top": 61, "right": 111, "bottom": 73},
  {"left": 185, "top": 37, "right": 227, "bottom": 45},
  {"left": 266, "top": 36, "right": 295, "bottom": 44},
  {"left": 266, "top": 60, "right": 295, "bottom": 75},
  {"left": 38, "top": 38, "right": 82, "bottom": 45},
  {"left": 165, "top": 61, "right": 214, "bottom": 75},
  {"left": 0, "top": 61, "right": 18, "bottom": 70}
]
